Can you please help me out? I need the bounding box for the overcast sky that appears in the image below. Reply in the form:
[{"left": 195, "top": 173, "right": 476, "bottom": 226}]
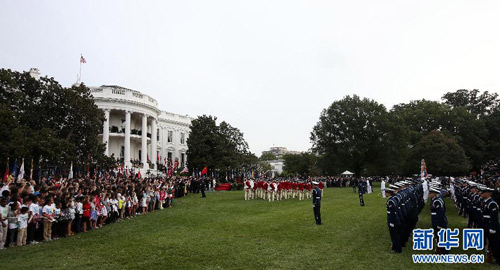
[{"left": 1, "top": 1, "right": 499, "bottom": 156}]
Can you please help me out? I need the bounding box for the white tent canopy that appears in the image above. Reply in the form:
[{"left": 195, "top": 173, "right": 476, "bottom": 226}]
[{"left": 341, "top": 170, "right": 355, "bottom": 175}]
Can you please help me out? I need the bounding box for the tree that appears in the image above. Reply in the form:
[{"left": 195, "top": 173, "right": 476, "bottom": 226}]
[
  {"left": 310, "top": 95, "right": 389, "bottom": 175},
  {"left": 442, "top": 89, "right": 499, "bottom": 118},
  {"left": 0, "top": 69, "right": 113, "bottom": 174},
  {"left": 391, "top": 100, "right": 450, "bottom": 146},
  {"left": 283, "top": 153, "right": 320, "bottom": 176},
  {"left": 408, "top": 131, "right": 470, "bottom": 176},
  {"left": 260, "top": 153, "right": 277, "bottom": 161},
  {"left": 186, "top": 115, "right": 219, "bottom": 171},
  {"left": 392, "top": 99, "right": 488, "bottom": 171},
  {"left": 187, "top": 115, "right": 254, "bottom": 175}
]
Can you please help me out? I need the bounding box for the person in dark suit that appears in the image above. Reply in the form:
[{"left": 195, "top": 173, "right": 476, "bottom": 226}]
[
  {"left": 312, "top": 182, "right": 322, "bottom": 225},
  {"left": 201, "top": 178, "right": 206, "bottom": 198}
]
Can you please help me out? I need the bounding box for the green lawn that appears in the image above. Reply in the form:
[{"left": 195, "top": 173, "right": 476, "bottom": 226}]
[{"left": 0, "top": 184, "right": 496, "bottom": 270}]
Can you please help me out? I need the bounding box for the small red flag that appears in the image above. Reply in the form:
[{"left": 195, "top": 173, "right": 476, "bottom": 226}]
[
  {"left": 201, "top": 167, "right": 208, "bottom": 175},
  {"left": 3, "top": 160, "right": 9, "bottom": 182}
]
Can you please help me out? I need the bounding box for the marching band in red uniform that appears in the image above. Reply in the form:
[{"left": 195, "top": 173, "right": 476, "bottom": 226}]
[{"left": 244, "top": 179, "right": 315, "bottom": 201}]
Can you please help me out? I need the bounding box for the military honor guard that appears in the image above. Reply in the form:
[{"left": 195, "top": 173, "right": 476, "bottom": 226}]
[
  {"left": 381, "top": 178, "right": 386, "bottom": 198},
  {"left": 312, "top": 181, "right": 322, "bottom": 225},
  {"left": 358, "top": 179, "right": 366, "bottom": 206},
  {"left": 385, "top": 187, "right": 402, "bottom": 253},
  {"left": 384, "top": 179, "right": 424, "bottom": 253},
  {"left": 429, "top": 185, "right": 447, "bottom": 254},
  {"left": 298, "top": 182, "right": 305, "bottom": 201},
  {"left": 305, "top": 182, "right": 312, "bottom": 199},
  {"left": 244, "top": 179, "right": 252, "bottom": 200},
  {"left": 480, "top": 185, "right": 500, "bottom": 264}
]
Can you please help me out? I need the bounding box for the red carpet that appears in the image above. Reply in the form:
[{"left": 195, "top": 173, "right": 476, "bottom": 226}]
[{"left": 215, "top": 183, "right": 232, "bottom": 191}]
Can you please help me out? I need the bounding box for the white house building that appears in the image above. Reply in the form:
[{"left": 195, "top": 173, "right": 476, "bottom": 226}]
[
  {"left": 89, "top": 85, "right": 193, "bottom": 172},
  {"left": 267, "top": 159, "right": 284, "bottom": 175}
]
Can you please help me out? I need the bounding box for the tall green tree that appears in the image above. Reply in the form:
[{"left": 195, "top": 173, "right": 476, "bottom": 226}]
[
  {"left": 392, "top": 98, "right": 488, "bottom": 171},
  {"left": 311, "top": 95, "right": 389, "bottom": 175},
  {"left": 283, "top": 153, "right": 320, "bottom": 176},
  {"left": 187, "top": 115, "right": 254, "bottom": 174},
  {"left": 259, "top": 152, "right": 277, "bottom": 161},
  {"left": 442, "top": 89, "right": 499, "bottom": 118},
  {"left": 442, "top": 89, "right": 500, "bottom": 168},
  {"left": 0, "top": 69, "right": 112, "bottom": 173},
  {"left": 408, "top": 131, "right": 471, "bottom": 176}
]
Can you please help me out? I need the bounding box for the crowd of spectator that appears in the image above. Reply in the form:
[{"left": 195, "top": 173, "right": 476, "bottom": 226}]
[{"left": 0, "top": 173, "right": 212, "bottom": 249}]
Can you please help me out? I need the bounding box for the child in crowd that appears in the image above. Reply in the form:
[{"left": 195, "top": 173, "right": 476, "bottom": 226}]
[
  {"left": 75, "top": 197, "right": 83, "bottom": 234},
  {"left": 82, "top": 196, "right": 91, "bottom": 233},
  {"left": 7, "top": 202, "right": 19, "bottom": 247},
  {"left": 53, "top": 201, "right": 62, "bottom": 239},
  {"left": 0, "top": 197, "right": 9, "bottom": 249},
  {"left": 90, "top": 197, "right": 97, "bottom": 230},
  {"left": 66, "top": 197, "right": 76, "bottom": 236},
  {"left": 17, "top": 206, "right": 29, "bottom": 246},
  {"left": 42, "top": 197, "right": 54, "bottom": 241}
]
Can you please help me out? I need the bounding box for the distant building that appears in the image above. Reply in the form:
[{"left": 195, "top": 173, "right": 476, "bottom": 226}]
[
  {"left": 268, "top": 159, "right": 284, "bottom": 175},
  {"left": 262, "top": 146, "right": 301, "bottom": 159},
  {"left": 29, "top": 69, "right": 193, "bottom": 174},
  {"left": 89, "top": 85, "right": 194, "bottom": 171}
]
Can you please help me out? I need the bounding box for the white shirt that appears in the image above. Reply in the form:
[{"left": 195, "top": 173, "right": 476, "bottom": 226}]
[
  {"left": 0, "top": 205, "right": 9, "bottom": 226},
  {"left": 29, "top": 203, "right": 40, "bottom": 217},
  {"left": 77, "top": 202, "right": 83, "bottom": 214},
  {"left": 42, "top": 205, "right": 54, "bottom": 216},
  {"left": 18, "top": 213, "right": 29, "bottom": 229}
]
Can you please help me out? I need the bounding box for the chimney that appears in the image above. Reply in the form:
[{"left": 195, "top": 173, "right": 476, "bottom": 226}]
[{"left": 29, "top": 68, "right": 41, "bottom": 80}]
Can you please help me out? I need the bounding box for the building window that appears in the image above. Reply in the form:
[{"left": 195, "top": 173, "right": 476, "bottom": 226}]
[
  {"left": 180, "top": 133, "right": 185, "bottom": 144},
  {"left": 156, "top": 129, "right": 159, "bottom": 141},
  {"left": 120, "top": 146, "right": 124, "bottom": 159},
  {"left": 168, "top": 131, "right": 173, "bottom": 143},
  {"left": 168, "top": 152, "right": 172, "bottom": 163},
  {"left": 181, "top": 153, "right": 185, "bottom": 167}
]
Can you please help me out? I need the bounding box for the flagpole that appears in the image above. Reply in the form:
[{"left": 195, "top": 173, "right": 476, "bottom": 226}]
[{"left": 79, "top": 53, "right": 82, "bottom": 83}]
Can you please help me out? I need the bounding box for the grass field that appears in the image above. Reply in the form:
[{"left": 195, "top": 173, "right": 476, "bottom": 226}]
[{"left": 0, "top": 183, "right": 496, "bottom": 270}]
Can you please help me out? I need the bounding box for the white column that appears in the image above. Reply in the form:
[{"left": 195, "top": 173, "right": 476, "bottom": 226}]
[
  {"left": 103, "top": 109, "right": 110, "bottom": 156},
  {"left": 124, "top": 111, "right": 131, "bottom": 168},
  {"left": 151, "top": 119, "right": 157, "bottom": 170},
  {"left": 141, "top": 114, "right": 148, "bottom": 169}
]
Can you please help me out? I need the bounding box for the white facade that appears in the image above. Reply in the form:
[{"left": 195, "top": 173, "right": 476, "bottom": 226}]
[
  {"left": 90, "top": 85, "right": 193, "bottom": 171},
  {"left": 267, "top": 159, "right": 284, "bottom": 175}
]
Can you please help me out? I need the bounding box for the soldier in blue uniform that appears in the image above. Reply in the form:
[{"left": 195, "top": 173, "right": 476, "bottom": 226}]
[
  {"left": 385, "top": 187, "right": 402, "bottom": 253},
  {"left": 312, "top": 181, "right": 322, "bottom": 225},
  {"left": 480, "top": 186, "right": 500, "bottom": 265},
  {"left": 429, "top": 187, "right": 448, "bottom": 254},
  {"left": 358, "top": 180, "right": 366, "bottom": 206}
]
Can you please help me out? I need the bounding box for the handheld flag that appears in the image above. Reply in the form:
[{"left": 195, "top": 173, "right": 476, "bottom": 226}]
[
  {"left": 201, "top": 166, "right": 208, "bottom": 175},
  {"left": 181, "top": 166, "right": 189, "bottom": 174},
  {"left": 420, "top": 159, "right": 428, "bottom": 179},
  {"left": 30, "top": 159, "right": 33, "bottom": 180},
  {"left": 3, "top": 158, "right": 9, "bottom": 182},
  {"left": 13, "top": 159, "right": 18, "bottom": 178},
  {"left": 69, "top": 162, "right": 73, "bottom": 179},
  {"left": 17, "top": 158, "right": 25, "bottom": 182}
]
